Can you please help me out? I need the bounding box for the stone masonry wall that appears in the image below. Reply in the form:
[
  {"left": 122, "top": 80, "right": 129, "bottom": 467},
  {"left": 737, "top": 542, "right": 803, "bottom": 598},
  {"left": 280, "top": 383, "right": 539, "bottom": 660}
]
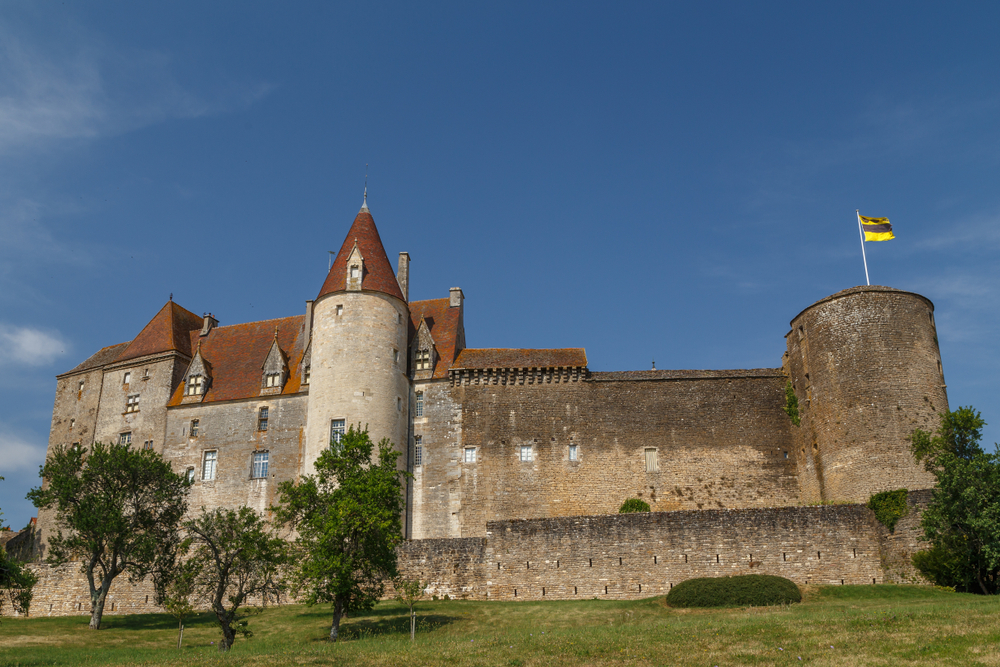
[{"left": 421, "top": 371, "right": 800, "bottom": 538}]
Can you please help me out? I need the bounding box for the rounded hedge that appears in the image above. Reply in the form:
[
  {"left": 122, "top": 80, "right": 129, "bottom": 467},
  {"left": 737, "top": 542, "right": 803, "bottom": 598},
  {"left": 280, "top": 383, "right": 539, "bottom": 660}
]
[
  {"left": 619, "top": 498, "right": 651, "bottom": 513},
  {"left": 666, "top": 574, "right": 801, "bottom": 608}
]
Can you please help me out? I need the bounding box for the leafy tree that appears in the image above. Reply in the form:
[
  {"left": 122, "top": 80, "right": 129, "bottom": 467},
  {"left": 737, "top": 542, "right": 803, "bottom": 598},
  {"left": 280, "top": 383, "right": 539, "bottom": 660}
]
[
  {"left": 619, "top": 498, "right": 651, "bottom": 513},
  {"left": 0, "top": 477, "right": 38, "bottom": 620},
  {"left": 154, "top": 559, "right": 198, "bottom": 649},
  {"left": 910, "top": 406, "right": 1000, "bottom": 594},
  {"left": 182, "top": 506, "right": 287, "bottom": 652},
  {"left": 273, "top": 425, "right": 408, "bottom": 641},
  {"left": 27, "top": 443, "right": 188, "bottom": 629},
  {"left": 393, "top": 577, "right": 425, "bottom": 641}
]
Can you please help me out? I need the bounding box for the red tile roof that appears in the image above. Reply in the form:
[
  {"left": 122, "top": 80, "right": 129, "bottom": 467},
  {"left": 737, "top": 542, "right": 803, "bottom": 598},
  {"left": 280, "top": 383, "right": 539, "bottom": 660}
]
[
  {"left": 409, "top": 298, "right": 464, "bottom": 379},
  {"left": 116, "top": 301, "right": 204, "bottom": 363},
  {"left": 452, "top": 348, "right": 587, "bottom": 370},
  {"left": 167, "top": 316, "right": 307, "bottom": 406},
  {"left": 58, "top": 341, "right": 132, "bottom": 377},
  {"left": 317, "top": 208, "right": 405, "bottom": 302}
]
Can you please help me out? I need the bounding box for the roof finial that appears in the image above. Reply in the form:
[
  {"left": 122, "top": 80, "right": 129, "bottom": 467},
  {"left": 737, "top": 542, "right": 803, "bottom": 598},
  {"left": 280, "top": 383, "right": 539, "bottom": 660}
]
[
  {"left": 652, "top": 358, "right": 656, "bottom": 370},
  {"left": 169, "top": 293, "right": 173, "bottom": 301},
  {"left": 360, "top": 163, "right": 369, "bottom": 212},
  {"left": 274, "top": 325, "right": 279, "bottom": 339}
]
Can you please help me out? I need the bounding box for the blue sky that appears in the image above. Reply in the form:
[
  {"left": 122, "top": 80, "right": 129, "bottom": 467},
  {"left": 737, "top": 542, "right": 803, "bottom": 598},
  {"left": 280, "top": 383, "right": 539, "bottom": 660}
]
[{"left": 1, "top": 2, "right": 998, "bottom": 527}]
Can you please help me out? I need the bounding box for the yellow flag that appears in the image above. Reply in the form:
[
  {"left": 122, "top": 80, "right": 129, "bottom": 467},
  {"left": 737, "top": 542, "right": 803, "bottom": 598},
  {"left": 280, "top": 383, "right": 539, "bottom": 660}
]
[{"left": 860, "top": 215, "right": 894, "bottom": 242}]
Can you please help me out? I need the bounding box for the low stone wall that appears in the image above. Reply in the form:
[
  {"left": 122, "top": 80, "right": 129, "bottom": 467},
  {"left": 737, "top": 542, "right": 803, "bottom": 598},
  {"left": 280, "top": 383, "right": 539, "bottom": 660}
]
[{"left": 6, "top": 495, "right": 932, "bottom": 616}]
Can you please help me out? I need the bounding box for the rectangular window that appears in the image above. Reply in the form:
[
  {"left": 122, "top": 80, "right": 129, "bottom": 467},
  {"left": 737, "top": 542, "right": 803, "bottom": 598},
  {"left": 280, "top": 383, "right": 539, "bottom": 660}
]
[
  {"left": 187, "top": 375, "right": 203, "bottom": 395},
  {"left": 415, "top": 392, "right": 424, "bottom": 417},
  {"left": 125, "top": 394, "right": 140, "bottom": 413},
  {"left": 464, "top": 447, "right": 476, "bottom": 463},
  {"left": 202, "top": 450, "right": 217, "bottom": 481},
  {"left": 252, "top": 451, "right": 269, "bottom": 478},
  {"left": 303, "top": 366, "right": 310, "bottom": 384},
  {"left": 190, "top": 419, "right": 199, "bottom": 437},
  {"left": 123, "top": 371, "right": 131, "bottom": 385},
  {"left": 330, "top": 419, "right": 345, "bottom": 446},
  {"left": 519, "top": 445, "right": 533, "bottom": 462},
  {"left": 143, "top": 440, "right": 153, "bottom": 450},
  {"left": 185, "top": 468, "right": 195, "bottom": 484},
  {"left": 645, "top": 448, "right": 659, "bottom": 472},
  {"left": 415, "top": 349, "right": 430, "bottom": 370},
  {"left": 393, "top": 349, "right": 399, "bottom": 364},
  {"left": 78, "top": 380, "right": 85, "bottom": 392},
  {"left": 258, "top": 407, "right": 269, "bottom": 431},
  {"left": 265, "top": 373, "right": 281, "bottom": 388},
  {"left": 414, "top": 435, "right": 422, "bottom": 466},
  {"left": 336, "top": 304, "right": 344, "bottom": 316},
  {"left": 118, "top": 432, "right": 131, "bottom": 445},
  {"left": 568, "top": 444, "right": 578, "bottom": 461}
]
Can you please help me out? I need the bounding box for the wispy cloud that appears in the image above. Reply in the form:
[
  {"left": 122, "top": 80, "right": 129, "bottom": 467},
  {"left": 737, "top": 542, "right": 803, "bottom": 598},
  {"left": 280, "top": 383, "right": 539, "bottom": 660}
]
[
  {"left": 0, "top": 324, "right": 68, "bottom": 366},
  {"left": 0, "top": 426, "right": 47, "bottom": 474},
  {"left": 0, "top": 21, "right": 273, "bottom": 156}
]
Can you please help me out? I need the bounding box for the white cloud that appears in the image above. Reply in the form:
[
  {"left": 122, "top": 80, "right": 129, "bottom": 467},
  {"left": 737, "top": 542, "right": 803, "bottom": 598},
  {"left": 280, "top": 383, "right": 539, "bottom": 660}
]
[
  {"left": 0, "top": 324, "right": 68, "bottom": 366},
  {"left": 0, "top": 429, "right": 47, "bottom": 474}
]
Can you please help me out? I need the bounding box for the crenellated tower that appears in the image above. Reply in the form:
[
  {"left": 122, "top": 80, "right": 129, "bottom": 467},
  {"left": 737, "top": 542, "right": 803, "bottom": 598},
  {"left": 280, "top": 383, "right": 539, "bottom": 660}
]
[
  {"left": 783, "top": 286, "right": 945, "bottom": 503},
  {"left": 303, "top": 197, "right": 411, "bottom": 472}
]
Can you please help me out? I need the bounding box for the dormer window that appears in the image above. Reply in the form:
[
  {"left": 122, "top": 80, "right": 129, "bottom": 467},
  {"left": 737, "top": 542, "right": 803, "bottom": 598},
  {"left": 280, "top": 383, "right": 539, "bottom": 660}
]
[
  {"left": 265, "top": 373, "right": 282, "bottom": 388},
  {"left": 303, "top": 366, "right": 311, "bottom": 384},
  {"left": 416, "top": 349, "right": 431, "bottom": 370},
  {"left": 187, "top": 375, "right": 204, "bottom": 396},
  {"left": 350, "top": 265, "right": 360, "bottom": 279}
]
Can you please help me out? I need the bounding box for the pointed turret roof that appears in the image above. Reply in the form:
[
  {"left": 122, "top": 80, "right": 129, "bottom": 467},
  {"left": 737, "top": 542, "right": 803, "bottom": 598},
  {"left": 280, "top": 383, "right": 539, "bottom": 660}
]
[
  {"left": 317, "top": 205, "right": 405, "bottom": 302},
  {"left": 116, "top": 301, "right": 203, "bottom": 363}
]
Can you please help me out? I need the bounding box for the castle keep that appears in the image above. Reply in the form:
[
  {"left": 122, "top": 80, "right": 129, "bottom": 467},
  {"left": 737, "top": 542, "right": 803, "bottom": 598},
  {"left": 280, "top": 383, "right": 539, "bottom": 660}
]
[{"left": 25, "top": 199, "right": 947, "bottom": 611}]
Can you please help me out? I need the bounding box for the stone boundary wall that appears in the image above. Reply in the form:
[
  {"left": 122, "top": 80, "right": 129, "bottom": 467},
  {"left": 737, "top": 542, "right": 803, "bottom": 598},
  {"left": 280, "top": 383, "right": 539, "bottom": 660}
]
[{"left": 5, "top": 495, "right": 931, "bottom": 617}]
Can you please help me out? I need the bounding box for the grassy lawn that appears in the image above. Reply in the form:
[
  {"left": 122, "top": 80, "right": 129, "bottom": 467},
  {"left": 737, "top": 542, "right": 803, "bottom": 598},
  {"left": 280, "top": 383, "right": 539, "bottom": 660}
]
[{"left": 1, "top": 586, "right": 998, "bottom": 666}]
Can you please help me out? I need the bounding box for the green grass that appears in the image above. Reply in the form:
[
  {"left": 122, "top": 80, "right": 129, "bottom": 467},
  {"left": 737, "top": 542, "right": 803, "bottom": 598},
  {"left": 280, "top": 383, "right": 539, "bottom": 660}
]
[{"left": 1, "top": 586, "right": 998, "bottom": 666}]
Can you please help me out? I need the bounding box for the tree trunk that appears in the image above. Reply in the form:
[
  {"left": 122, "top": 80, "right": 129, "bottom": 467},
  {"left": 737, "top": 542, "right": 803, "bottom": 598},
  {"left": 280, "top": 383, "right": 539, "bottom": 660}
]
[
  {"left": 177, "top": 621, "right": 184, "bottom": 649},
  {"left": 329, "top": 599, "right": 345, "bottom": 642},
  {"left": 219, "top": 622, "right": 235, "bottom": 652},
  {"left": 410, "top": 609, "right": 415, "bottom": 641},
  {"left": 89, "top": 587, "right": 108, "bottom": 630}
]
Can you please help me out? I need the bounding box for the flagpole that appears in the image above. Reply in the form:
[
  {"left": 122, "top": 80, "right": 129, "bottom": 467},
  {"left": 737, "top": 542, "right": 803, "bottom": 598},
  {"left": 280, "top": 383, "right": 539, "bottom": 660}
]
[{"left": 856, "top": 209, "right": 870, "bottom": 286}]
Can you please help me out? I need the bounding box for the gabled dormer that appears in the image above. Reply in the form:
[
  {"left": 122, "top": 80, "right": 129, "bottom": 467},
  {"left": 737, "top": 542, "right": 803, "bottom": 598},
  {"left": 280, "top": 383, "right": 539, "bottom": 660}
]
[
  {"left": 261, "top": 330, "right": 288, "bottom": 395},
  {"left": 182, "top": 344, "right": 212, "bottom": 404},
  {"left": 346, "top": 242, "right": 365, "bottom": 292},
  {"left": 412, "top": 317, "right": 437, "bottom": 380}
]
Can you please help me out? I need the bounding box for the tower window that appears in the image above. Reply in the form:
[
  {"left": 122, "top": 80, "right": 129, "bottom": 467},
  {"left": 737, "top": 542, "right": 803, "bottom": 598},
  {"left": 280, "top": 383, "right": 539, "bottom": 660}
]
[
  {"left": 336, "top": 304, "right": 343, "bottom": 316},
  {"left": 119, "top": 432, "right": 132, "bottom": 445},
  {"left": 568, "top": 444, "right": 578, "bottom": 461},
  {"left": 350, "top": 265, "right": 360, "bottom": 279},
  {"left": 414, "top": 435, "right": 422, "bottom": 466},
  {"left": 464, "top": 447, "right": 477, "bottom": 463},
  {"left": 415, "top": 392, "right": 424, "bottom": 417},
  {"left": 416, "top": 349, "right": 431, "bottom": 370},
  {"left": 393, "top": 349, "right": 399, "bottom": 364},
  {"left": 258, "top": 407, "right": 269, "bottom": 431},
  {"left": 645, "top": 448, "right": 659, "bottom": 472},
  {"left": 185, "top": 467, "right": 195, "bottom": 484},
  {"left": 123, "top": 371, "right": 131, "bottom": 385},
  {"left": 519, "top": 445, "right": 533, "bottom": 462},
  {"left": 397, "top": 396, "right": 402, "bottom": 411},
  {"left": 330, "top": 419, "right": 345, "bottom": 447},
  {"left": 190, "top": 419, "right": 199, "bottom": 437},
  {"left": 125, "top": 394, "right": 140, "bottom": 413},
  {"left": 78, "top": 380, "right": 85, "bottom": 392},
  {"left": 187, "top": 375, "right": 204, "bottom": 396},
  {"left": 252, "top": 451, "right": 269, "bottom": 479},
  {"left": 202, "top": 450, "right": 217, "bottom": 481}
]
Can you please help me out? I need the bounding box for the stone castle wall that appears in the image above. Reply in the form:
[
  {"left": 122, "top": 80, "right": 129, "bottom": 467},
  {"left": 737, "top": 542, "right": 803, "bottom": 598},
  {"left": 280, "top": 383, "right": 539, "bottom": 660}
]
[{"left": 784, "top": 287, "right": 943, "bottom": 503}]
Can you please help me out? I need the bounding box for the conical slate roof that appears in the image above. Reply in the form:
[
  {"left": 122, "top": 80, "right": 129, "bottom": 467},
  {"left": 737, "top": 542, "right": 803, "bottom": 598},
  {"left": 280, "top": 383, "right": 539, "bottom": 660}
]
[{"left": 317, "top": 206, "right": 405, "bottom": 302}]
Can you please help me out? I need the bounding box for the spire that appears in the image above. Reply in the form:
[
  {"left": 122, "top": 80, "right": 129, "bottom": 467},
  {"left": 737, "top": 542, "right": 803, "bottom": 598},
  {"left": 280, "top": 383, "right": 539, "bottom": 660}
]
[
  {"left": 360, "top": 164, "right": 369, "bottom": 212},
  {"left": 317, "top": 206, "right": 406, "bottom": 302}
]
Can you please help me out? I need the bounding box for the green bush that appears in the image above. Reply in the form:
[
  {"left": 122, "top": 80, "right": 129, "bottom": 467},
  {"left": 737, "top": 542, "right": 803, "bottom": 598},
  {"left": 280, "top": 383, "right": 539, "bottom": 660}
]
[
  {"left": 619, "top": 498, "right": 651, "bottom": 513},
  {"left": 783, "top": 381, "right": 800, "bottom": 426},
  {"left": 666, "top": 575, "right": 801, "bottom": 608},
  {"left": 867, "top": 489, "right": 909, "bottom": 533}
]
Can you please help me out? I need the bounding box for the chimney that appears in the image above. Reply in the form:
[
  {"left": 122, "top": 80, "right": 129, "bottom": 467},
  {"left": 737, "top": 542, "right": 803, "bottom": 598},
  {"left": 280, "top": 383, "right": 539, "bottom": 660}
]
[
  {"left": 303, "top": 300, "right": 314, "bottom": 349},
  {"left": 200, "top": 313, "right": 218, "bottom": 337},
  {"left": 450, "top": 287, "right": 464, "bottom": 309},
  {"left": 397, "top": 252, "right": 410, "bottom": 301}
]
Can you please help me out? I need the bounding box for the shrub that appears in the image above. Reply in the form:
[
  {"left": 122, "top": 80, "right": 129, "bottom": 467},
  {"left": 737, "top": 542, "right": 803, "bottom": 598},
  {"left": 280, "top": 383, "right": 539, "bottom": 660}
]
[
  {"left": 666, "top": 575, "right": 801, "bottom": 608},
  {"left": 783, "top": 381, "right": 800, "bottom": 426},
  {"left": 619, "top": 498, "right": 651, "bottom": 513},
  {"left": 867, "top": 489, "right": 909, "bottom": 533}
]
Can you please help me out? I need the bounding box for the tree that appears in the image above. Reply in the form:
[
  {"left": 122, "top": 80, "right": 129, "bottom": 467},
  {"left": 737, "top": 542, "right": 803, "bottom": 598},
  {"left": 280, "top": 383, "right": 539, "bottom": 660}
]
[
  {"left": 154, "top": 559, "right": 197, "bottom": 649},
  {"left": 273, "top": 425, "right": 408, "bottom": 641},
  {"left": 27, "top": 442, "right": 188, "bottom": 629},
  {"left": 183, "top": 506, "right": 286, "bottom": 651},
  {"left": 0, "top": 477, "right": 38, "bottom": 620},
  {"left": 910, "top": 406, "right": 1000, "bottom": 594},
  {"left": 393, "top": 577, "right": 425, "bottom": 641}
]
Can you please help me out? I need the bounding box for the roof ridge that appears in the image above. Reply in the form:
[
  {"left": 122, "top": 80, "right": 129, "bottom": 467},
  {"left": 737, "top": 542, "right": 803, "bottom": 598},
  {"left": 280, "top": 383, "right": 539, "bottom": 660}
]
[{"left": 210, "top": 314, "right": 303, "bottom": 331}]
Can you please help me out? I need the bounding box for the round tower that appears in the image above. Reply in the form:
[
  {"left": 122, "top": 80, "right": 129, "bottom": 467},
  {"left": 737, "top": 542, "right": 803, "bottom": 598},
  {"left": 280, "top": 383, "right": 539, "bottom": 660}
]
[
  {"left": 783, "top": 286, "right": 945, "bottom": 503},
  {"left": 304, "top": 199, "right": 410, "bottom": 472}
]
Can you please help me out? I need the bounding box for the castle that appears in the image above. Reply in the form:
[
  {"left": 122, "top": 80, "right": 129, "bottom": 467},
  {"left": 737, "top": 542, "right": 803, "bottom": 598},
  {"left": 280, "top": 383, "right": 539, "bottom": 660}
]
[{"left": 22, "top": 199, "right": 948, "bottom": 610}]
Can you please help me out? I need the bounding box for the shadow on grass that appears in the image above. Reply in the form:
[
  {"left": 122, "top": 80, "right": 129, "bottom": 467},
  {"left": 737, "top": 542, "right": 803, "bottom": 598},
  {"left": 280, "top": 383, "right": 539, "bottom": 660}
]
[
  {"left": 310, "top": 612, "right": 459, "bottom": 642},
  {"left": 95, "top": 611, "right": 219, "bottom": 632}
]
